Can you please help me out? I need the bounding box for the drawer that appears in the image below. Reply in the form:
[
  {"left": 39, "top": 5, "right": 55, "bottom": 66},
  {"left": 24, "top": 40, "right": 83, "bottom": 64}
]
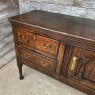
[
  {"left": 17, "top": 48, "right": 56, "bottom": 73},
  {"left": 16, "top": 28, "right": 59, "bottom": 59}
]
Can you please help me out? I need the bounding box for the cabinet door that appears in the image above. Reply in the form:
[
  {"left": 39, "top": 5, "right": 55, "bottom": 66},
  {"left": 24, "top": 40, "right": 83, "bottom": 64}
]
[{"left": 67, "top": 47, "right": 95, "bottom": 89}]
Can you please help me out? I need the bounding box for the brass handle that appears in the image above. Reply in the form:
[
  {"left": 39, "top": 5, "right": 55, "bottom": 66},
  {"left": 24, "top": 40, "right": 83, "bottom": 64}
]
[
  {"left": 21, "top": 35, "right": 28, "bottom": 42},
  {"left": 33, "top": 36, "right": 36, "bottom": 40},
  {"left": 42, "top": 43, "right": 49, "bottom": 49},
  {"left": 24, "top": 54, "right": 29, "bottom": 59},
  {"left": 70, "top": 56, "right": 77, "bottom": 71},
  {"left": 41, "top": 61, "right": 47, "bottom": 67}
]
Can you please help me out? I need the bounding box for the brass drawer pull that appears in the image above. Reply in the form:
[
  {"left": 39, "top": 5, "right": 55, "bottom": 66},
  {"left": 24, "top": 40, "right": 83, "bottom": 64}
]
[
  {"left": 70, "top": 56, "right": 77, "bottom": 71},
  {"left": 33, "top": 36, "right": 36, "bottom": 40},
  {"left": 24, "top": 54, "right": 29, "bottom": 59},
  {"left": 41, "top": 61, "right": 47, "bottom": 67},
  {"left": 42, "top": 43, "right": 49, "bottom": 49},
  {"left": 20, "top": 35, "right": 28, "bottom": 42}
]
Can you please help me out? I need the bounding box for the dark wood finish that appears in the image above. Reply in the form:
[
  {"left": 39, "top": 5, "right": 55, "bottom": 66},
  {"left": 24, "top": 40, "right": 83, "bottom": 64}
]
[
  {"left": 67, "top": 47, "right": 95, "bottom": 90},
  {"left": 9, "top": 10, "right": 95, "bottom": 95},
  {"left": 61, "top": 44, "right": 74, "bottom": 77},
  {"left": 16, "top": 27, "right": 59, "bottom": 59},
  {"left": 56, "top": 43, "right": 65, "bottom": 75},
  {"left": 17, "top": 47, "right": 57, "bottom": 73},
  {"left": 17, "top": 60, "right": 24, "bottom": 80}
]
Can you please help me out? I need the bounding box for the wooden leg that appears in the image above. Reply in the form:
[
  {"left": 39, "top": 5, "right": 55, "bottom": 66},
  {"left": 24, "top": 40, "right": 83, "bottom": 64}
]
[{"left": 17, "top": 61, "right": 24, "bottom": 80}]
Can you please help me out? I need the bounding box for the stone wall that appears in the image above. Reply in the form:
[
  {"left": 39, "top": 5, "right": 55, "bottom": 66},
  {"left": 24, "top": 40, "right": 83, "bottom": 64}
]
[
  {"left": 0, "top": 0, "right": 19, "bottom": 68},
  {"left": 19, "top": 0, "right": 95, "bottom": 20}
]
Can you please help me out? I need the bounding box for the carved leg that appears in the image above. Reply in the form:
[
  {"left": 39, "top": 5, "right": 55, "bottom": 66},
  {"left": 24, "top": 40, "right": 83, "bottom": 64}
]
[{"left": 17, "top": 61, "right": 24, "bottom": 80}]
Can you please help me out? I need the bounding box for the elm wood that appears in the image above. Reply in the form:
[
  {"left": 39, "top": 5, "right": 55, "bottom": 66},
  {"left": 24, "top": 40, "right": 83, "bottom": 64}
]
[
  {"left": 56, "top": 43, "right": 65, "bottom": 75},
  {"left": 15, "top": 47, "right": 24, "bottom": 80},
  {"left": 67, "top": 47, "right": 95, "bottom": 90},
  {"left": 11, "top": 18, "right": 95, "bottom": 52},
  {"left": 9, "top": 10, "right": 95, "bottom": 42},
  {"left": 61, "top": 37, "right": 95, "bottom": 52},
  {"left": 11, "top": 23, "right": 63, "bottom": 41},
  {"left": 61, "top": 44, "right": 74, "bottom": 77},
  {"left": 9, "top": 10, "right": 95, "bottom": 95},
  {"left": 12, "top": 26, "right": 60, "bottom": 59},
  {"left": 19, "top": 59, "right": 95, "bottom": 95},
  {"left": 11, "top": 20, "right": 95, "bottom": 51},
  {"left": 16, "top": 28, "right": 59, "bottom": 59},
  {"left": 17, "top": 60, "right": 24, "bottom": 80},
  {"left": 16, "top": 42, "right": 58, "bottom": 60},
  {"left": 17, "top": 47, "right": 57, "bottom": 73},
  {"left": 11, "top": 22, "right": 24, "bottom": 80}
]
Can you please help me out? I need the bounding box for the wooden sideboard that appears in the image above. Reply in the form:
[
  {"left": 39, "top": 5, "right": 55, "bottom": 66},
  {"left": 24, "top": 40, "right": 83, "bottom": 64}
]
[{"left": 9, "top": 10, "right": 95, "bottom": 95}]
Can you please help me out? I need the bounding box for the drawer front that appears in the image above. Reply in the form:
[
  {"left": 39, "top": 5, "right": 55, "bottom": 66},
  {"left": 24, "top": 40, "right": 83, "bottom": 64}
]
[
  {"left": 17, "top": 48, "right": 56, "bottom": 73},
  {"left": 16, "top": 28, "right": 59, "bottom": 59}
]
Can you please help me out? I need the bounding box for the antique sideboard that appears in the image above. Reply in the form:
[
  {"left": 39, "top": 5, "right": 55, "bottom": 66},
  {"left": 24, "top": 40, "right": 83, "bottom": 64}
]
[{"left": 9, "top": 10, "right": 95, "bottom": 95}]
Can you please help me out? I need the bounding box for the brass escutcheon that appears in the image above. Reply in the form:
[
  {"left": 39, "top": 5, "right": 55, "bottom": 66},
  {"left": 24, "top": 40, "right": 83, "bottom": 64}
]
[
  {"left": 33, "top": 36, "right": 36, "bottom": 40},
  {"left": 42, "top": 43, "right": 49, "bottom": 49},
  {"left": 70, "top": 56, "right": 77, "bottom": 71},
  {"left": 24, "top": 54, "right": 29, "bottom": 59},
  {"left": 41, "top": 61, "right": 47, "bottom": 67}
]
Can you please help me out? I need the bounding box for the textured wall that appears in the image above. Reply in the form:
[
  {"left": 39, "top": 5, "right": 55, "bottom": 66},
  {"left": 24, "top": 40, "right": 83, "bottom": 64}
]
[
  {"left": 19, "top": 0, "right": 95, "bottom": 20},
  {"left": 0, "top": 0, "right": 19, "bottom": 68}
]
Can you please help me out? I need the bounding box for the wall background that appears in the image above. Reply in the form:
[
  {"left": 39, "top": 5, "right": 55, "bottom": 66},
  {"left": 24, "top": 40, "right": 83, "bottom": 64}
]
[
  {"left": 0, "top": 0, "right": 19, "bottom": 68},
  {"left": 19, "top": 0, "right": 95, "bottom": 19}
]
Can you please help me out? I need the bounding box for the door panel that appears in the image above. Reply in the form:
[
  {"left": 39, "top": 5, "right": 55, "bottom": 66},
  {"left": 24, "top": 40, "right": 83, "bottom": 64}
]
[
  {"left": 84, "top": 62, "right": 95, "bottom": 82},
  {"left": 60, "top": 45, "right": 95, "bottom": 89},
  {"left": 60, "top": 44, "right": 74, "bottom": 77},
  {"left": 61, "top": 46, "right": 95, "bottom": 89}
]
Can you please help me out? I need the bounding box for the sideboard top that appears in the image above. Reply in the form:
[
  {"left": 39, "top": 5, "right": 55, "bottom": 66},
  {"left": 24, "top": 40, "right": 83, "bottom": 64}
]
[{"left": 9, "top": 10, "right": 95, "bottom": 42}]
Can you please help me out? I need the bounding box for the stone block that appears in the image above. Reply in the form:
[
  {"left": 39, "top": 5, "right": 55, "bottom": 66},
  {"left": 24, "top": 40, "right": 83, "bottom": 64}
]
[
  {"left": 86, "top": 9, "right": 95, "bottom": 19},
  {"left": 29, "top": 0, "right": 74, "bottom": 5},
  {"left": 20, "top": 1, "right": 95, "bottom": 20}
]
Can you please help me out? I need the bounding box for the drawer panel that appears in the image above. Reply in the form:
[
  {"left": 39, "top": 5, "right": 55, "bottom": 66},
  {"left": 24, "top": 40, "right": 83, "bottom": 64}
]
[
  {"left": 16, "top": 28, "right": 59, "bottom": 59},
  {"left": 17, "top": 48, "right": 56, "bottom": 73}
]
